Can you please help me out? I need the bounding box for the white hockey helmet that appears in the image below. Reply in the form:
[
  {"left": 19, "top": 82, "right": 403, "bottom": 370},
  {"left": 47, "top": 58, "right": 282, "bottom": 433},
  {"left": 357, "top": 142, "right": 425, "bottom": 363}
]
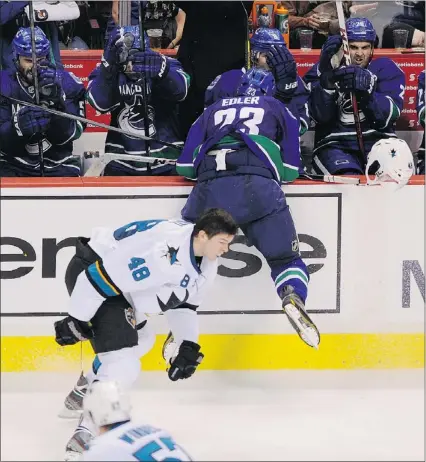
[
  {"left": 365, "top": 138, "right": 414, "bottom": 188},
  {"left": 83, "top": 381, "right": 131, "bottom": 427}
]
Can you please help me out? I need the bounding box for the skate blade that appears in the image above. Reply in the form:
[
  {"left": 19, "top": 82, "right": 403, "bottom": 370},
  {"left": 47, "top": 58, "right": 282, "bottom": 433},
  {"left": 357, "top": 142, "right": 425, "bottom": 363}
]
[
  {"left": 58, "top": 407, "right": 83, "bottom": 419},
  {"left": 284, "top": 304, "right": 320, "bottom": 349},
  {"left": 64, "top": 451, "right": 82, "bottom": 461}
]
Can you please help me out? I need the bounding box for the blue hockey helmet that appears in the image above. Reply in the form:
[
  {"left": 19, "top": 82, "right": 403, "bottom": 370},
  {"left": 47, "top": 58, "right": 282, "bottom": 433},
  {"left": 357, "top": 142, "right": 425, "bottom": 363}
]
[
  {"left": 12, "top": 27, "right": 50, "bottom": 60},
  {"left": 346, "top": 18, "right": 376, "bottom": 44},
  {"left": 250, "top": 27, "right": 285, "bottom": 55},
  {"left": 237, "top": 68, "right": 275, "bottom": 97},
  {"left": 121, "top": 26, "right": 150, "bottom": 50}
]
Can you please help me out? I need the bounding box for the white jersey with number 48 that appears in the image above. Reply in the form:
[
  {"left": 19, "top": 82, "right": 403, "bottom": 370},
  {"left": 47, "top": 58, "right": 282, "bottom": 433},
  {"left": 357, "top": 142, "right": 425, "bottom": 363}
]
[
  {"left": 68, "top": 219, "right": 218, "bottom": 322},
  {"left": 80, "top": 422, "right": 192, "bottom": 461}
]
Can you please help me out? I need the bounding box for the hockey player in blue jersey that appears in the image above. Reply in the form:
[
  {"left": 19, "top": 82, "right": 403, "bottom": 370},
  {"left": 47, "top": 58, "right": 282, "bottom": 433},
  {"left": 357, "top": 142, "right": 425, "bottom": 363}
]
[
  {"left": 416, "top": 70, "right": 425, "bottom": 175},
  {"left": 205, "top": 28, "right": 310, "bottom": 135},
  {"left": 0, "top": 27, "right": 85, "bottom": 177},
  {"left": 176, "top": 68, "right": 320, "bottom": 349},
  {"left": 87, "top": 26, "right": 190, "bottom": 176},
  {"left": 304, "top": 18, "right": 406, "bottom": 175}
]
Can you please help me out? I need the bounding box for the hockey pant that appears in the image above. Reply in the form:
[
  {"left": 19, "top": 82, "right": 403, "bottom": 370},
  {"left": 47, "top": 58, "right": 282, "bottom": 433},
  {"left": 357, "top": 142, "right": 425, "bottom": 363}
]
[
  {"left": 312, "top": 146, "right": 365, "bottom": 175},
  {"left": 182, "top": 174, "right": 309, "bottom": 302},
  {"left": 65, "top": 238, "right": 155, "bottom": 390}
]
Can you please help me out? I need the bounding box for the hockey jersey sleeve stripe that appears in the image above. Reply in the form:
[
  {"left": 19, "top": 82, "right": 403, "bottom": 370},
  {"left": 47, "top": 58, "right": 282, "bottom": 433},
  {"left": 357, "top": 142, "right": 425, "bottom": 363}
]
[{"left": 86, "top": 260, "right": 121, "bottom": 297}]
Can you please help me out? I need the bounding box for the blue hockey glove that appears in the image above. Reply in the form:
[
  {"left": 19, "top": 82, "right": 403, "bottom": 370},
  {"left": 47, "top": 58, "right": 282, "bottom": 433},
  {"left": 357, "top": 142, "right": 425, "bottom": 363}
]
[
  {"left": 14, "top": 106, "right": 51, "bottom": 137},
  {"left": 128, "top": 49, "right": 170, "bottom": 79},
  {"left": 266, "top": 45, "right": 298, "bottom": 99},
  {"left": 54, "top": 316, "right": 94, "bottom": 346},
  {"left": 318, "top": 35, "right": 343, "bottom": 74},
  {"left": 102, "top": 26, "right": 129, "bottom": 70},
  {"left": 167, "top": 340, "right": 204, "bottom": 381},
  {"left": 38, "top": 60, "right": 66, "bottom": 109},
  {"left": 334, "top": 65, "right": 377, "bottom": 96}
]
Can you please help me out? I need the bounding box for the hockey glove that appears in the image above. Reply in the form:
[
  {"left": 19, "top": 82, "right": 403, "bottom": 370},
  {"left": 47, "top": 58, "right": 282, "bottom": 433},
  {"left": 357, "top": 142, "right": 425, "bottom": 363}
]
[
  {"left": 54, "top": 316, "right": 94, "bottom": 346},
  {"left": 14, "top": 106, "right": 51, "bottom": 137},
  {"left": 38, "top": 60, "right": 66, "bottom": 109},
  {"left": 318, "top": 35, "right": 343, "bottom": 75},
  {"left": 102, "top": 27, "right": 129, "bottom": 71},
  {"left": 128, "top": 49, "right": 170, "bottom": 80},
  {"left": 167, "top": 340, "right": 204, "bottom": 381},
  {"left": 266, "top": 45, "right": 298, "bottom": 99},
  {"left": 334, "top": 65, "right": 377, "bottom": 96}
]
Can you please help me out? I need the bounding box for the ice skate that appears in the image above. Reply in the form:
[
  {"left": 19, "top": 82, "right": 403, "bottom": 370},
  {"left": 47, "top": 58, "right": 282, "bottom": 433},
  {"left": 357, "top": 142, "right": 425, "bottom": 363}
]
[
  {"left": 64, "top": 424, "right": 94, "bottom": 461},
  {"left": 281, "top": 286, "right": 320, "bottom": 349},
  {"left": 58, "top": 372, "right": 88, "bottom": 419}
]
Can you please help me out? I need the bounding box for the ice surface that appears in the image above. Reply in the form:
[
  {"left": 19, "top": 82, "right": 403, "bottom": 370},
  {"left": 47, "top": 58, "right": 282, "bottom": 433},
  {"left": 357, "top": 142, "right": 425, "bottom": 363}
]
[{"left": 1, "top": 370, "right": 424, "bottom": 461}]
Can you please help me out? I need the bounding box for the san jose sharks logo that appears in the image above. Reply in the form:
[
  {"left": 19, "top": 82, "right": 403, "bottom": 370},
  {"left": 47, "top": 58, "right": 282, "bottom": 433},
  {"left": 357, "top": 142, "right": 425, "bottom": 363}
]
[{"left": 163, "top": 245, "right": 180, "bottom": 265}]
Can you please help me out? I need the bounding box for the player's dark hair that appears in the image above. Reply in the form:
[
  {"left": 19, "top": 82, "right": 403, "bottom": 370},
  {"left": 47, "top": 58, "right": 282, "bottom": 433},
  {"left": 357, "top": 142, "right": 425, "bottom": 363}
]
[{"left": 194, "top": 208, "right": 238, "bottom": 238}]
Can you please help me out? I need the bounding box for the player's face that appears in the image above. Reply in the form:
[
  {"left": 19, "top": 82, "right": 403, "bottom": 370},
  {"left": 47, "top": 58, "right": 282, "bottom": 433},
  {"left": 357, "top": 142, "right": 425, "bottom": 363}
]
[
  {"left": 18, "top": 56, "right": 45, "bottom": 83},
  {"left": 202, "top": 232, "right": 234, "bottom": 260},
  {"left": 254, "top": 52, "right": 270, "bottom": 70},
  {"left": 349, "top": 42, "right": 373, "bottom": 68}
]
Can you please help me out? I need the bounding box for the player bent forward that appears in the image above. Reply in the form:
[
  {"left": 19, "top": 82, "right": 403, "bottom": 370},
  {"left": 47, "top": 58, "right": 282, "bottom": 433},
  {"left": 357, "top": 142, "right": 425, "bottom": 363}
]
[
  {"left": 80, "top": 381, "right": 192, "bottom": 461},
  {"left": 53, "top": 208, "right": 237, "bottom": 460}
]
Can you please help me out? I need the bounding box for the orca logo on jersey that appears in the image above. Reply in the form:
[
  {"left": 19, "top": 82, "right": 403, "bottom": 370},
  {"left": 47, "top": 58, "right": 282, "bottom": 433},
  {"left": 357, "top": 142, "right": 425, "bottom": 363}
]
[{"left": 338, "top": 94, "right": 366, "bottom": 125}]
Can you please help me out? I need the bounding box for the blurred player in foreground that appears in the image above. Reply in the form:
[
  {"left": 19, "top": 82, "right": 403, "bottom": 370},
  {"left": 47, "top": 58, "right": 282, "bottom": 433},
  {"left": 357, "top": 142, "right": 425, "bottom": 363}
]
[{"left": 78, "top": 381, "right": 192, "bottom": 461}]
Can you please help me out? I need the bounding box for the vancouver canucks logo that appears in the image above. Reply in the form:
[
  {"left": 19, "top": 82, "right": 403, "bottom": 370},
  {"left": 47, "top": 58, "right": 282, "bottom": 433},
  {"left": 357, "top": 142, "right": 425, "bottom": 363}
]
[
  {"left": 117, "top": 92, "right": 156, "bottom": 139},
  {"left": 163, "top": 245, "right": 180, "bottom": 265},
  {"left": 337, "top": 94, "right": 366, "bottom": 125}
]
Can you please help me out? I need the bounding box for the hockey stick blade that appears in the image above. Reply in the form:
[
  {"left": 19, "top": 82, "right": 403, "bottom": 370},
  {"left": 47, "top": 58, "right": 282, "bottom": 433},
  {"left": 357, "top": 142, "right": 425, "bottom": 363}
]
[
  {"left": 3, "top": 95, "right": 182, "bottom": 150},
  {"left": 299, "top": 173, "right": 360, "bottom": 185},
  {"left": 84, "top": 152, "right": 177, "bottom": 176}
]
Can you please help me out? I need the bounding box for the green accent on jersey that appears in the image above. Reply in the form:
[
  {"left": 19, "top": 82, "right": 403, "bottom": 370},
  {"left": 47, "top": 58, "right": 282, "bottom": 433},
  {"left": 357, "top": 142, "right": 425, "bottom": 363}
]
[
  {"left": 249, "top": 134, "right": 299, "bottom": 182},
  {"left": 275, "top": 269, "right": 309, "bottom": 287},
  {"left": 176, "top": 134, "right": 300, "bottom": 182}
]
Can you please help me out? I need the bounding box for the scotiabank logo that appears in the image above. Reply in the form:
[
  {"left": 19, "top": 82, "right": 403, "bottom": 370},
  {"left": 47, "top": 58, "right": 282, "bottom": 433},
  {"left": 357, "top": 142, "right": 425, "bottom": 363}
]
[{"left": 0, "top": 234, "right": 327, "bottom": 280}]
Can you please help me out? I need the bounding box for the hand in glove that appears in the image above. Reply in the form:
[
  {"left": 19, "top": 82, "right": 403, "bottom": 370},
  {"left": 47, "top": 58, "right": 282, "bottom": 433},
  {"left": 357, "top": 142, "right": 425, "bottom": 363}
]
[
  {"left": 38, "top": 60, "right": 66, "bottom": 109},
  {"left": 318, "top": 35, "right": 343, "bottom": 74},
  {"left": 13, "top": 106, "right": 51, "bottom": 137},
  {"left": 266, "top": 45, "right": 298, "bottom": 99},
  {"left": 334, "top": 65, "right": 377, "bottom": 96},
  {"left": 102, "top": 26, "right": 129, "bottom": 70},
  {"left": 54, "top": 315, "right": 94, "bottom": 346},
  {"left": 128, "top": 49, "right": 170, "bottom": 80},
  {"left": 167, "top": 340, "right": 204, "bottom": 381}
]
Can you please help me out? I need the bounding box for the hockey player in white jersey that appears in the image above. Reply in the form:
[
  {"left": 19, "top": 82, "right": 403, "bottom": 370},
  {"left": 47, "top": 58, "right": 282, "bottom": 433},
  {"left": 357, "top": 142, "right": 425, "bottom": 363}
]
[
  {"left": 80, "top": 381, "right": 192, "bottom": 462},
  {"left": 54, "top": 208, "right": 237, "bottom": 460}
]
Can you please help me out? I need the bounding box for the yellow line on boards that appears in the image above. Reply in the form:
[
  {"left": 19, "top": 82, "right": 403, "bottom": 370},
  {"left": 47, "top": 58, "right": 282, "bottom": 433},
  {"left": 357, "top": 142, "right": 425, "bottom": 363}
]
[{"left": 1, "top": 333, "right": 424, "bottom": 372}]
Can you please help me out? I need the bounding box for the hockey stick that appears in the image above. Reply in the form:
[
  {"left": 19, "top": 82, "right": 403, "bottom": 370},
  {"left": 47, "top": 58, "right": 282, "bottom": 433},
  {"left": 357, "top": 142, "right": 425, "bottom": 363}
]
[
  {"left": 299, "top": 172, "right": 360, "bottom": 185},
  {"left": 28, "top": 1, "right": 45, "bottom": 176},
  {"left": 4, "top": 95, "right": 182, "bottom": 150},
  {"left": 137, "top": 1, "right": 152, "bottom": 173},
  {"left": 335, "top": 1, "right": 366, "bottom": 160},
  {"left": 83, "top": 151, "right": 179, "bottom": 176},
  {"left": 241, "top": 1, "right": 251, "bottom": 70}
]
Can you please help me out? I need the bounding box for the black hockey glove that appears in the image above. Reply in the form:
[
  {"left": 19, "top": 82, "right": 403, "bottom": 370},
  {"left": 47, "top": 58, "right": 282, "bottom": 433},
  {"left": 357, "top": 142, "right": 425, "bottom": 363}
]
[
  {"left": 318, "top": 35, "right": 343, "bottom": 75},
  {"left": 14, "top": 106, "right": 51, "bottom": 137},
  {"left": 54, "top": 316, "right": 94, "bottom": 346},
  {"left": 167, "top": 340, "right": 204, "bottom": 381},
  {"left": 266, "top": 45, "right": 298, "bottom": 100},
  {"left": 128, "top": 49, "right": 170, "bottom": 80},
  {"left": 334, "top": 65, "right": 377, "bottom": 96},
  {"left": 38, "top": 60, "right": 66, "bottom": 109}
]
